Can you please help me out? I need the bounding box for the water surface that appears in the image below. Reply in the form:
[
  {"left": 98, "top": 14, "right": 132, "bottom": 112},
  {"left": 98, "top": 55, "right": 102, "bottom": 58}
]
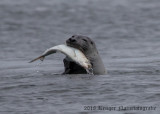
[{"left": 0, "top": 0, "right": 160, "bottom": 114}]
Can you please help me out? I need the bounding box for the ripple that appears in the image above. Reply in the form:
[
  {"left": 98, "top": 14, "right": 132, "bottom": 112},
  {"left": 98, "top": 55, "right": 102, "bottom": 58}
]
[{"left": 0, "top": 0, "right": 160, "bottom": 114}]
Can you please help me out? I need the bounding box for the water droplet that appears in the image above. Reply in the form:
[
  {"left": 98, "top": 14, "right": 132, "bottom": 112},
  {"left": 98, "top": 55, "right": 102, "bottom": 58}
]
[
  {"left": 34, "top": 61, "right": 43, "bottom": 73},
  {"left": 36, "top": 60, "right": 43, "bottom": 66}
]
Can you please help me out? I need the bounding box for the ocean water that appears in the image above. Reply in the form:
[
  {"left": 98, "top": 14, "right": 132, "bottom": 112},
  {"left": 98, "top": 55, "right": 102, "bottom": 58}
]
[{"left": 0, "top": 0, "right": 160, "bottom": 114}]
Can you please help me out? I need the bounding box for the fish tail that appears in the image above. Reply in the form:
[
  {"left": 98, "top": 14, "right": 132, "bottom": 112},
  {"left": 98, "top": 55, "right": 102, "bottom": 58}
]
[{"left": 29, "top": 55, "right": 44, "bottom": 63}]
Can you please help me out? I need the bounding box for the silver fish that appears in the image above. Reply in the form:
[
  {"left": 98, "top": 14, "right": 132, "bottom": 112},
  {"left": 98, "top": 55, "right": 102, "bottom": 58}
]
[{"left": 29, "top": 44, "right": 93, "bottom": 74}]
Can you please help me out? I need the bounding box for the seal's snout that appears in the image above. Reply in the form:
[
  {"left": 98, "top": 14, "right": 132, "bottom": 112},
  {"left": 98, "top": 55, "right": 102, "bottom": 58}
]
[
  {"left": 69, "top": 38, "right": 76, "bottom": 43},
  {"left": 66, "top": 35, "right": 79, "bottom": 45}
]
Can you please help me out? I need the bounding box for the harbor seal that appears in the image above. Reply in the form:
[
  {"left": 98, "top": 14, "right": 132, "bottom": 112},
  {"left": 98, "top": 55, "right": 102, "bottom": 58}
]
[{"left": 63, "top": 35, "right": 106, "bottom": 75}]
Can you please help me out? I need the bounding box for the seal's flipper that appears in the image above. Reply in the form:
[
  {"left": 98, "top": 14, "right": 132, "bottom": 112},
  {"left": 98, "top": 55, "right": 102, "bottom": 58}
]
[
  {"left": 62, "top": 57, "right": 87, "bottom": 74},
  {"left": 29, "top": 56, "right": 45, "bottom": 63}
]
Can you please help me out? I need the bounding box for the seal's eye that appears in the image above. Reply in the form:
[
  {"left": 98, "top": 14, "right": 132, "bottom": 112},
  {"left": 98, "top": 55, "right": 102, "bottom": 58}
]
[
  {"left": 82, "top": 39, "right": 87, "bottom": 42},
  {"left": 91, "top": 41, "right": 93, "bottom": 45}
]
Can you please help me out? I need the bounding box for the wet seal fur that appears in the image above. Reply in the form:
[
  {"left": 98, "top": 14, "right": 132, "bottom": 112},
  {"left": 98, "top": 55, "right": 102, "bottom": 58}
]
[{"left": 63, "top": 35, "right": 106, "bottom": 75}]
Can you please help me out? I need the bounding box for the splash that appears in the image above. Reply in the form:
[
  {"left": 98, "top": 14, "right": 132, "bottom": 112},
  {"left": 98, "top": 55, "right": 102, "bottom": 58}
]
[
  {"left": 35, "top": 60, "right": 43, "bottom": 73},
  {"left": 86, "top": 68, "right": 94, "bottom": 75},
  {"left": 36, "top": 60, "right": 43, "bottom": 66}
]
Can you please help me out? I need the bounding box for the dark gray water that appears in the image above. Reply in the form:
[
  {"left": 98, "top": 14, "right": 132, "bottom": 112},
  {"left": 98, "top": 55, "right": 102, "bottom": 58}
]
[{"left": 0, "top": 0, "right": 160, "bottom": 114}]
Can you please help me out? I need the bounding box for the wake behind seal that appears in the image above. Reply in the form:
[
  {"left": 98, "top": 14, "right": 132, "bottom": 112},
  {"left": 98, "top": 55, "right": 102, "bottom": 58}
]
[{"left": 63, "top": 35, "right": 106, "bottom": 75}]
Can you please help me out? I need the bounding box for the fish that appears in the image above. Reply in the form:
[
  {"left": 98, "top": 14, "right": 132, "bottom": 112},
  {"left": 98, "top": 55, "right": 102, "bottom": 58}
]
[{"left": 29, "top": 44, "right": 93, "bottom": 74}]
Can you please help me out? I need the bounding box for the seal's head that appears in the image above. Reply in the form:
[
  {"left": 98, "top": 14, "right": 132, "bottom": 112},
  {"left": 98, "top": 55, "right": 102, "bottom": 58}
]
[
  {"left": 66, "top": 35, "right": 97, "bottom": 55},
  {"left": 64, "top": 35, "right": 106, "bottom": 75}
]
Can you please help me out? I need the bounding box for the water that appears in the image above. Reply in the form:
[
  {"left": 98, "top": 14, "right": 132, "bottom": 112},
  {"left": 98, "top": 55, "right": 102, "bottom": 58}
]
[{"left": 0, "top": 0, "right": 160, "bottom": 114}]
